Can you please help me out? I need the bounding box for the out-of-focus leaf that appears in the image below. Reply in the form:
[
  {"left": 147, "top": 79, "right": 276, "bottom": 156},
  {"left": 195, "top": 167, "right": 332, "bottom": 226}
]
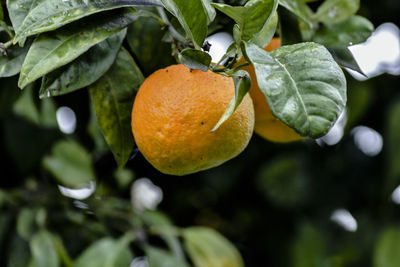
[
  {"left": 90, "top": 48, "right": 143, "bottom": 168},
  {"left": 141, "top": 211, "right": 184, "bottom": 259},
  {"left": 42, "top": 140, "right": 95, "bottom": 188},
  {"left": 114, "top": 168, "right": 135, "bottom": 189},
  {"left": 30, "top": 230, "right": 60, "bottom": 267},
  {"left": 179, "top": 48, "right": 211, "bottom": 71},
  {"left": 278, "top": 6, "right": 303, "bottom": 45},
  {"left": 7, "top": 235, "right": 31, "bottom": 267},
  {"left": 0, "top": 213, "right": 12, "bottom": 254},
  {"left": 313, "top": 15, "right": 373, "bottom": 48},
  {"left": 243, "top": 41, "right": 347, "bottom": 138},
  {"left": 18, "top": 8, "right": 139, "bottom": 89},
  {"left": 374, "top": 227, "right": 400, "bottom": 267},
  {"left": 0, "top": 40, "right": 30, "bottom": 77},
  {"left": 211, "top": 70, "right": 251, "bottom": 132},
  {"left": 256, "top": 155, "right": 308, "bottom": 207},
  {"left": 0, "top": 5, "right": 3, "bottom": 20},
  {"left": 146, "top": 246, "right": 190, "bottom": 267},
  {"left": 386, "top": 99, "right": 400, "bottom": 194},
  {"left": 13, "top": 86, "right": 57, "bottom": 127},
  {"left": 39, "top": 29, "right": 126, "bottom": 98},
  {"left": 87, "top": 101, "right": 108, "bottom": 156},
  {"left": 75, "top": 235, "right": 134, "bottom": 267},
  {"left": 200, "top": 0, "right": 216, "bottom": 24},
  {"left": 292, "top": 224, "right": 327, "bottom": 267},
  {"left": 313, "top": 0, "right": 360, "bottom": 25},
  {"left": 17, "top": 208, "right": 36, "bottom": 240},
  {"left": 13, "top": 0, "right": 160, "bottom": 45},
  {"left": 161, "top": 0, "right": 208, "bottom": 48},
  {"left": 127, "top": 16, "right": 175, "bottom": 76},
  {"left": 345, "top": 82, "right": 372, "bottom": 130},
  {"left": 183, "top": 227, "right": 244, "bottom": 267},
  {"left": 213, "top": 0, "right": 278, "bottom": 43},
  {"left": 279, "top": 0, "right": 313, "bottom": 27},
  {"left": 0, "top": 76, "right": 21, "bottom": 119}
]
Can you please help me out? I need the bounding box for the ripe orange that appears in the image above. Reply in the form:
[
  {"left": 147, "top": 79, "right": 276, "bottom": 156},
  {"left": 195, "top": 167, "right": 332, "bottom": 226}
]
[
  {"left": 131, "top": 64, "right": 255, "bottom": 176},
  {"left": 240, "top": 38, "right": 303, "bottom": 143}
]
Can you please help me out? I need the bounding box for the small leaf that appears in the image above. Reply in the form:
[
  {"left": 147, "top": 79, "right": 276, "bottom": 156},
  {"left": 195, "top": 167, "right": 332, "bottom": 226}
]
[
  {"left": 313, "top": 0, "right": 360, "bottom": 25},
  {"left": 211, "top": 70, "right": 251, "bottom": 132},
  {"left": 75, "top": 235, "right": 134, "bottom": 267},
  {"left": 18, "top": 8, "right": 139, "bottom": 89},
  {"left": 327, "top": 46, "right": 364, "bottom": 75},
  {"left": 13, "top": 0, "right": 161, "bottom": 45},
  {"left": 146, "top": 246, "right": 190, "bottom": 267},
  {"left": 313, "top": 15, "right": 374, "bottom": 48},
  {"left": 42, "top": 140, "right": 95, "bottom": 188},
  {"left": 279, "top": 0, "right": 314, "bottom": 27},
  {"left": 161, "top": 0, "right": 208, "bottom": 48},
  {"left": 183, "top": 227, "right": 244, "bottom": 267},
  {"left": 249, "top": 11, "right": 278, "bottom": 48},
  {"left": 0, "top": 41, "right": 31, "bottom": 77},
  {"left": 179, "top": 48, "right": 212, "bottom": 72},
  {"left": 373, "top": 227, "right": 400, "bottom": 267},
  {"left": 243, "top": 41, "right": 346, "bottom": 138},
  {"left": 30, "top": 231, "right": 60, "bottom": 267},
  {"left": 39, "top": 29, "right": 126, "bottom": 98},
  {"left": 200, "top": 0, "right": 216, "bottom": 24},
  {"left": 89, "top": 48, "right": 144, "bottom": 168}
]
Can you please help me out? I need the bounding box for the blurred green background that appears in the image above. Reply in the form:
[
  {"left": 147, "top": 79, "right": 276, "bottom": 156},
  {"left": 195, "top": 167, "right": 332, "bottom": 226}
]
[{"left": 1, "top": 0, "right": 400, "bottom": 266}]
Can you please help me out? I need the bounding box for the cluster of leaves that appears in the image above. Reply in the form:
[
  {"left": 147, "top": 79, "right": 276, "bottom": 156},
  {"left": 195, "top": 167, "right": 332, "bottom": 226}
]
[{"left": 0, "top": 0, "right": 378, "bottom": 266}]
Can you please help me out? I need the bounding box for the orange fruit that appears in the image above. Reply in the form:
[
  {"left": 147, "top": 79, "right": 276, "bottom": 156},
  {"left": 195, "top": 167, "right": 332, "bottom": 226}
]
[
  {"left": 239, "top": 38, "right": 303, "bottom": 143},
  {"left": 131, "top": 64, "right": 255, "bottom": 176}
]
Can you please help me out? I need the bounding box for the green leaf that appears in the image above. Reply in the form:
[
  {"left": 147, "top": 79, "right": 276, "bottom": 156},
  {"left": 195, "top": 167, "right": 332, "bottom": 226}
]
[
  {"left": 30, "top": 231, "right": 60, "bottom": 267},
  {"left": 6, "top": 0, "right": 38, "bottom": 32},
  {"left": 39, "top": 29, "right": 126, "bottom": 98},
  {"left": 75, "top": 235, "right": 134, "bottom": 267},
  {"left": 0, "top": 5, "right": 3, "bottom": 21},
  {"left": 7, "top": 235, "right": 31, "bottom": 267},
  {"left": 313, "top": 0, "right": 360, "bottom": 25},
  {"left": 127, "top": 16, "right": 175, "bottom": 76},
  {"left": 146, "top": 246, "right": 190, "bottom": 267},
  {"left": 183, "top": 227, "right": 244, "bottom": 267},
  {"left": 89, "top": 48, "right": 144, "bottom": 168},
  {"left": 17, "top": 208, "right": 37, "bottom": 240},
  {"left": 327, "top": 46, "right": 364, "bottom": 74},
  {"left": 243, "top": 41, "right": 346, "bottom": 138},
  {"left": 200, "top": 0, "right": 216, "bottom": 24},
  {"left": 178, "top": 48, "right": 211, "bottom": 72},
  {"left": 211, "top": 70, "right": 251, "bottom": 132},
  {"left": 0, "top": 41, "right": 31, "bottom": 77},
  {"left": 249, "top": 11, "right": 278, "bottom": 48},
  {"left": 13, "top": 0, "right": 161, "bottom": 45},
  {"left": 313, "top": 15, "right": 374, "bottom": 48},
  {"left": 161, "top": 0, "right": 208, "bottom": 48},
  {"left": 374, "top": 227, "right": 400, "bottom": 267},
  {"left": 279, "top": 5, "right": 303, "bottom": 45},
  {"left": 42, "top": 140, "right": 95, "bottom": 188},
  {"left": 279, "top": 0, "right": 313, "bottom": 27},
  {"left": 213, "top": 0, "right": 278, "bottom": 44},
  {"left": 18, "top": 8, "right": 139, "bottom": 89}
]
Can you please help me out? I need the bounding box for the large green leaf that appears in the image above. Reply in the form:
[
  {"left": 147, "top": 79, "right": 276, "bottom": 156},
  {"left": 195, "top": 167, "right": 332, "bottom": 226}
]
[
  {"left": 161, "top": 0, "right": 208, "bottom": 48},
  {"left": 146, "top": 246, "right": 190, "bottom": 267},
  {"left": 75, "top": 235, "right": 134, "bottom": 267},
  {"left": 42, "top": 140, "right": 95, "bottom": 188},
  {"left": 89, "top": 48, "right": 144, "bottom": 168},
  {"left": 374, "top": 228, "right": 400, "bottom": 267},
  {"left": 313, "top": 15, "right": 374, "bottom": 48},
  {"left": 243, "top": 41, "right": 346, "bottom": 138},
  {"left": 13, "top": 0, "right": 161, "bottom": 45},
  {"left": 183, "top": 227, "right": 244, "bottom": 267},
  {"left": 279, "top": 0, "right": 313, "bottom": 27},
  {"left": 6, "top": 0, "right": 39, "bottom": 32},
  {"left": 126, "top": 16, "right": 175, "bottom": 76},
  {"left": 39, "top": 29, "right": 126, "bottom": 98},
  {"left": 213, "top": 0, "right": 278, "bottom": 44},
  {"left": 0, "top": 40, "right": 30, "bottom": 77},
  {"left": 30, "top": 231, "right": 59, "bottom": 267},
  {"left": 18, "top": 8, "right": 139, "bottom": 89},
  {"left": 200, "top": 0, "right": 216, "bottom": 24},
  {"left": 313, "top": 0, "right": 360, "bottom": 25}
]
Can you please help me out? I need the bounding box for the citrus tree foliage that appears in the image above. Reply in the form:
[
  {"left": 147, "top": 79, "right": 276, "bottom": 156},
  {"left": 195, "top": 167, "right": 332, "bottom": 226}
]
[{"left": 0, "top": 0, "right": 389, "bottom": 266}]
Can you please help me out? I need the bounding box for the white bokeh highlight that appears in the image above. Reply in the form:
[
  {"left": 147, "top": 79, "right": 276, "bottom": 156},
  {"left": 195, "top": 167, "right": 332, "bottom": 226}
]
[
  {"left": 58, "top": 181, "right": 96, "bottom": 200},
  {"left": 131, "top": 178, "right": 163, "bottom": 212},
  {"left": 330, "top": 209, "right": 358, "bottom": 232},
  {"left": 351, "top": 126, "right": 383, "bottom": 157},
  {"left": 130, "top": 257, "right": 149, "bottom": 267},
  {"left": 205, "top": 32, "right": 234, "bottom": 64},
  {"left": 56, "top": 106, "right": 77, "bottom": 134}
]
